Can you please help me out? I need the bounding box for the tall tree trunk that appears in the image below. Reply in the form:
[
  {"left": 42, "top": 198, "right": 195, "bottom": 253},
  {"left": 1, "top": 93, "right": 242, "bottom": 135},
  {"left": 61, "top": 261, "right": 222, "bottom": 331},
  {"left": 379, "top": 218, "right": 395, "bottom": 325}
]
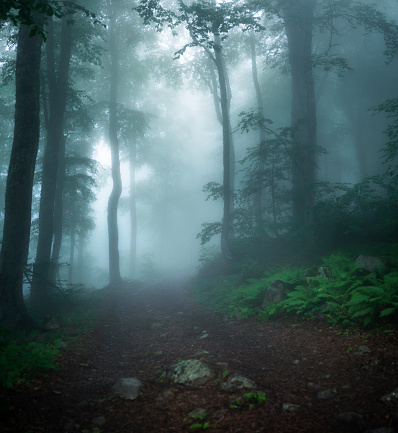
[
  {"left": 76, "top": 234, "right": 84, "bottom": 283},
  {"left": 129, "top": 140, "right": 137, "bottom": 279},
  {"left": 68, "top": 201, "right": 76, "bottom": 285},
  {"left": 0, "top": 23, "right": 42, "bottom": 329},
  {"left": 213, "top": 33, "right": 233, "bottom": 261},
  {"left": 107, "top": 1, "right": 122, "bottom": 284},
  {"left": 249, "top": 29, "right": 267, "bottom": 230},
  {"left": 30, "top": 15, "right": 73, "bottom": 312},
  {"left": 50, "top": 134, "right": 66, "bottom": 267},
  {"left": 280, "top": 0, "right": 317, "bottom": 235}
]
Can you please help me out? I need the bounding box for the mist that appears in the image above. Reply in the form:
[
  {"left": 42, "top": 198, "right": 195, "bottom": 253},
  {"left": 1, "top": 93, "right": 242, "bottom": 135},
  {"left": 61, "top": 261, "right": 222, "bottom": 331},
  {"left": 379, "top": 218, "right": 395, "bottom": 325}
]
[{"left": 1, "top": 0, "right": 398, "bottom": 322}]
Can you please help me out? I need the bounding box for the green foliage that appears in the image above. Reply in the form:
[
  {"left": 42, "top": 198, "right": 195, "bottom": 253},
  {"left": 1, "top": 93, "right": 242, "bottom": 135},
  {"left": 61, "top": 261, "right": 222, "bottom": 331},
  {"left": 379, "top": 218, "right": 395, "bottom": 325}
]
[
  {"left": 184, "top": 411, "right": 213, "bottom": 430},
  {"left": 193, "top": 263, "right": 303, "bottom": 320},
  {"left": 229, "top": 391, "right": 266, "bottom": 410},
  {"left": 346, "top": 272, "right": 398, "bottom": 326},
  {"left": 0, "top": 328, "right": 59, "bottom": 389},
  {"left": 194, "top": 248, "right": 398, "bottom": 328}
]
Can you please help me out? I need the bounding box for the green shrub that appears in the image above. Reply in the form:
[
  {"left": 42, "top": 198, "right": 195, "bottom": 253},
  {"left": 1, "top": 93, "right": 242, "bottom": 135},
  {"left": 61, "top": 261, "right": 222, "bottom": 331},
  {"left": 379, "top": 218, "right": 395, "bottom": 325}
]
[{"left": 0, "top": 328, "right": 59, "bottom": 389}]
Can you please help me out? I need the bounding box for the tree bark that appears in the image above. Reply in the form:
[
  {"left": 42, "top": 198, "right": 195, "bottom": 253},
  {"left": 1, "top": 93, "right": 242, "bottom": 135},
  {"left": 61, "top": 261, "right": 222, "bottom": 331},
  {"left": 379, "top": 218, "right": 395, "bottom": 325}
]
[
  {"left": 129, "top": 140, "right": 137, "bottom": 279},
  {"left": 0, "top": 23, "right": 42, "bottom": 329},
  {"left": 280, "top": 0, "right": 317, "bottom": 234},
  {"left": 107, "top": 1, "right": 122, "bottom": 284},
  {"left": 68, "top": 209, "right": 76, "bottom": 285},
  {"left": 50, "top": 135, "right": 66, "bottom": 266},
  {"left": 30, "top": 15, "right": 73, "bottom": 312},
  {"left": 213, "top": 33, "right": 233, "bottom": 261},
  {"left": 249, "top": 29, "right": 267, "bottom": 230}
]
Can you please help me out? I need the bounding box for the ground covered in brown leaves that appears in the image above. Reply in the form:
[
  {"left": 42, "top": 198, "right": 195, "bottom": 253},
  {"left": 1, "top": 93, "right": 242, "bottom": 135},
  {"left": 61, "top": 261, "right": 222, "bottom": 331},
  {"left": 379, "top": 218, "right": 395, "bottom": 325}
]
[{"left": 1, "top": 278, "right": 398, "bottom": 433}]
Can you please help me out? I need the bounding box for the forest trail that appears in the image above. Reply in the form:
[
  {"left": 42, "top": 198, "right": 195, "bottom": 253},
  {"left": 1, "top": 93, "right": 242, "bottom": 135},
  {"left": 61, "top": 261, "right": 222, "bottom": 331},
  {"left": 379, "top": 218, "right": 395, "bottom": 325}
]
[{"left": 2, "top": 278, "right": 398, "bottom": 433}]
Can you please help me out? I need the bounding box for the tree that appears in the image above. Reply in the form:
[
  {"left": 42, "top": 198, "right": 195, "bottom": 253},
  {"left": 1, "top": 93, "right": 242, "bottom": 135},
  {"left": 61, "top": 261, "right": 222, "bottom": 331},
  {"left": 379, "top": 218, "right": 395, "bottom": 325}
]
[
  {"left": 279, "top": 0, "right": 317, "bottom": 234},
  {"left": 136, "top": 0, "right": 261, "bottom": 260},
  {"left": 0, "top": 21, "right": 43, "bottom": 328},
  {"left": 30, "top": 12, "right": 73, "bottom": 313},
  {"left": 107, "top": 0, "right": 122, "bottom": 285},
  {"left": 252, "top": 0, "right": 398, "bottom": 243}
]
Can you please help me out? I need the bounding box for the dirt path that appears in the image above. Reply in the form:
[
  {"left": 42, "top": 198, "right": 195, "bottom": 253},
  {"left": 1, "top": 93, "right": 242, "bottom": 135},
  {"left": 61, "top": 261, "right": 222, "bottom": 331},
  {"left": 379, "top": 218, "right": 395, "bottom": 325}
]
[{"left": 2, "top": 279, "right": 398, "bottom": 432}]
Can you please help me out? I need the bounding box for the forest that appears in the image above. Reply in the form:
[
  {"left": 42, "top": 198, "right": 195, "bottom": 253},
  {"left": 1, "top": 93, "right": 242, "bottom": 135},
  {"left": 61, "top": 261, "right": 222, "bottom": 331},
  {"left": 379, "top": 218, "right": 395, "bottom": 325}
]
[
  {"left": 0, "top": 0, "right": 397, "bottom": 329},
  {"left": 1, "top": 1, "right": 398, "bottom": 432}
]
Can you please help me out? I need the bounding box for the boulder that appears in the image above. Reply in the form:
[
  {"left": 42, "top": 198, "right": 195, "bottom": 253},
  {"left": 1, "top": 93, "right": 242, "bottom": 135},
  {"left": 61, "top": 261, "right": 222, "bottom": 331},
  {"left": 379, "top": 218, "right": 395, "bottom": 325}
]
[
  {"left": 220, "top": 374, "right": 257, "bottom": 392},
  {"left": 164, "top": 359, "right": 214, "bottom": 387},
  {"left": 111, "top": 378, "right": 142, "bottom": 400},
  {"left": 305, "top": 267, "right": 332, "bottom": 287},
  {"left": 262, "top": 280, "right": 291, "bottom": 308},
  {"left": 354, "top": 255, "right": 385, "bottom": 274}
]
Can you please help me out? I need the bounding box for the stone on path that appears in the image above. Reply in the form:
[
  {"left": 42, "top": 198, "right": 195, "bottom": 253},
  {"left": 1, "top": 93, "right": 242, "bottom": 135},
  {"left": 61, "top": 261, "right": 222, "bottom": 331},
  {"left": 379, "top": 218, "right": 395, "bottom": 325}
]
[
  {"left": 354, "top": 345, "right": 371, "bottom": 356},
  {"left": 282, "top": 403, "right": 301, "bottom": 412},
  {"left": 220, "top": 374, "right": 257, "bottom": 392},
  {"left": 381, "top": 388, "right": 398, "bottom": 402},
  {"left": 164, "top": 359, "right": 215, "bottom": 387},
  {"left": 317, "top": 388, "right": 337, "bottom": 400},
  {"left": 112, "top": 378, "right": 142, "bottom": 400}
]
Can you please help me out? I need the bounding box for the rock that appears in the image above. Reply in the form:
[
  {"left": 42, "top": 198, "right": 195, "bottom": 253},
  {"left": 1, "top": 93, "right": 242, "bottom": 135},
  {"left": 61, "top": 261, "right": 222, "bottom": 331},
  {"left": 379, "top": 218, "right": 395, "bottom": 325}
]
[
  {"left": 164, "top": 359, "right": 214, "bottom": 387},
  {"left": 336, "top": 412, "right": 363, "bottom": 422},
  {"left": 262, "top": 280, "right": 291, "bottom": 308},
  {"left": 220, "top": 374, "right": 256, "bottom": 392},
  {"left": 92, "top": 416, "right": 106, "bottom": 426},
  {"left": 155, "top": 389, "right": 173, "bottom": 402},
  {"left": 355, "top": 255, "right": 386, "bottom": 274},
  {"left": 305, "top": 267, "right": 332, "bottom": 287},
  {"left": 354, "top": 345, "right": 371, "bottom": 355},
  {"left": 282, "top": 403, "right": 301, "bottom": 412},
  {"left": 195, "top": 350, "right": 210, "bottom": 356},
  {"left": 381, "top": 388, "right": 398, "bottom": 402},
  {"left": 317, "top": 266, "right": 332, "bottom": 279},
  {"left": 187, "top": 408, "right": 207, "bottom": 418},
  {"left": 317, "top": 388, "right": 337, "bottom": 400},
  {"left": 54, "top": 340, "right": 67, "bottom": 349},
  {"left": 111, "top": 378, "right": 142, "bottom": 400}
]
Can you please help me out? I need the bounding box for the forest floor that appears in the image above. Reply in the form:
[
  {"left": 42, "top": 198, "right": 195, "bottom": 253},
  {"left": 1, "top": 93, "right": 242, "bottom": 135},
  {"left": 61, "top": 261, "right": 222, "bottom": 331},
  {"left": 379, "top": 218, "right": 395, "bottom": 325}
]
[{"left": 1, "top": 278, "right": 398, "bottom": 433}]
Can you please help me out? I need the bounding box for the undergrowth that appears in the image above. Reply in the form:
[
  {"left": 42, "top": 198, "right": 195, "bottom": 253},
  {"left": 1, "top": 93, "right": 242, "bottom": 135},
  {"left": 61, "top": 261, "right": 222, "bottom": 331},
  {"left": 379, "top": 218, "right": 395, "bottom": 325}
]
[
  {"left": 0, "top": 288, "right": 102, "bottom": 390},
  {"left": 192, "top": 244, "right": 398, "bottom": 328},
  {"left": 0, "top": 327, "right": 59, "bottom": 389}
]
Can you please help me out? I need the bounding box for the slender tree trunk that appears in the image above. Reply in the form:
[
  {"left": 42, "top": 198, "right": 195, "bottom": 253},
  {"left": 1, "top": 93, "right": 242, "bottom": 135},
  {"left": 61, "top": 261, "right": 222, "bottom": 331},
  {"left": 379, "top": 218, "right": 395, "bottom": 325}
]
[
  {"left": 280, "top": 0, "right": 317, "bottom": 235},
  {"left": 213, "top": 33, "right": 233, "bottom": 261},
  {"left": 31, "top": 15, "right": 73, "bottom": 312},
  {"left": 51, "top": 135, "right": 66, "bottom": 267},
  {"left": 68, "top": 213, "right": 76, "bottom": 285},
  {"left": 107, "top": 1, "right": 122, "bottom": 284},
  {"left": 249, "top": 29, "right": 267, "bottom": 230},
  {"left": 129, "top": 140, "right": 137, "bottom": 279},
  {"left": 76, "top": 234, "right": 84, "bottom": 283},
  {"left": 0, "top": 23, "right": 42, "bottom": 329}
]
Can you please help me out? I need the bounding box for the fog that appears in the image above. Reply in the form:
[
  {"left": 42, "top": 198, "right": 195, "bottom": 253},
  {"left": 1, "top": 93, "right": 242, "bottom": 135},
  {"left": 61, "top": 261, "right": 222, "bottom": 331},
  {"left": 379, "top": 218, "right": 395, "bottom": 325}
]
[
  {"left": 87, "top": 87, "right": 223, "bottom": 282},
  {"left": 1, "top": 0, "right": 398, "bottom": 297}
]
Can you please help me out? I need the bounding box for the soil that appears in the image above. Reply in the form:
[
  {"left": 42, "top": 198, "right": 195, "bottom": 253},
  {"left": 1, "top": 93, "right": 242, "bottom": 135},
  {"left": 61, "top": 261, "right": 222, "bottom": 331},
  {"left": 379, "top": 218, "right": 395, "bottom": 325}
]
[{"left": 1, "top": 278, "right": 398, "bottom": 433}]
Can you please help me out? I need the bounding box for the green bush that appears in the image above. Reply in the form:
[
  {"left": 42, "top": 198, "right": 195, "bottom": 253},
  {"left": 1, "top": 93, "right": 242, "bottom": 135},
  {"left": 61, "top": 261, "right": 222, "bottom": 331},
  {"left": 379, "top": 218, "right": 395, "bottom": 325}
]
[
  {"left": 193, "top": 249, "right": 398, "bottom": 328},
  {"left": 0, "top": 328, "right": 59, "bottom": 389}
]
